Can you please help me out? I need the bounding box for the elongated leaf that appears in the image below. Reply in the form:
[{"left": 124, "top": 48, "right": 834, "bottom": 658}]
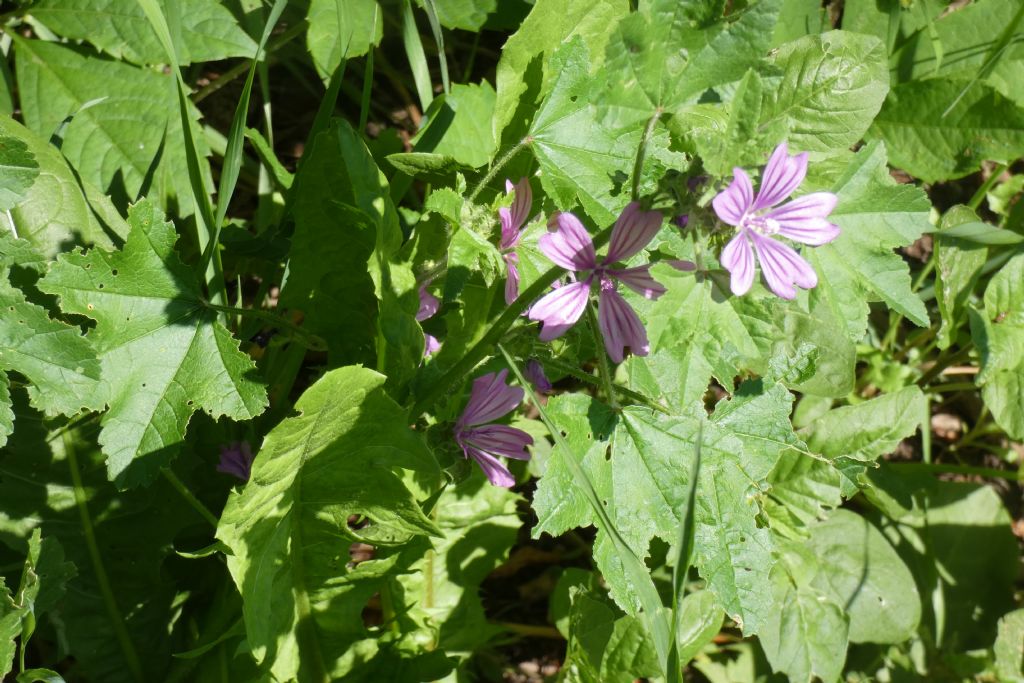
[
  {"left": 216, "top": 366, "right": 441, "bottom": 682},
  {"left": 28, "top": 0, "right": 256, "bottom": 66},
  {"left": 805, "top": 510, "right": 920, "bottom": 644},
  {"left": 972, "top": 253, "right": 1024, "bottom": 439},
  {"left": 15, "top": 39, "right": 211, "bottom": 217},
  {"left": 868, "top": 79, "right": 1024, "bottom": 183},
  {"left": 800, "top": 386, "right": 926, "bottom": 463},
  {"left": 934, "top": 206, "right": 988, "bottom": 350},
  {"left": 39, "top": 200, "right": 267, "bottom": 487}
]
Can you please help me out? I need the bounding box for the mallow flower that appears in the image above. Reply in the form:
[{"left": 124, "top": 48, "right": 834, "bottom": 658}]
[
  {"left": 528, "top": 203, "right": 665, "bottom": 363},
  {"left": 453, "top": 369, "right": 533, "bottom": 487},
  {"left": 218, "top": 441, "right": 254, "bottom": 481},
  {"left": 499, "top": 178, "right": 533, "bottom": 304},
  {"left": 712, "top": 143, "right": 840, "bottom": 299},
  {"left": 417, "top": 283, "right": 441, "bottom": 357}
]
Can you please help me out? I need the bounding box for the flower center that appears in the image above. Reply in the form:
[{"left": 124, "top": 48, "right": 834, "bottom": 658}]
[
  {"left": 745, "top": 215, "right": 781, "bottom": 236},
  {"left": 598, "top": 272, "right": 616, "bottom": 292}
]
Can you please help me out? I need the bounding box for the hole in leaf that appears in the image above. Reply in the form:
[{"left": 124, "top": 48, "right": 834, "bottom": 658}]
[
  {"left": 97, "top": 283, "right": 105, "bottom": 289},
  {"left": 141, "top": 383, "right": 147, "bottom": 388},
  {"left": 111, "top": 269, "right": 118, "bottom": 276},
  {"left": 87, "top": 304, "right": 94, "bottom": 311},
  {"left": 84, "top": 264, "right": 91, "bottom": 270}
]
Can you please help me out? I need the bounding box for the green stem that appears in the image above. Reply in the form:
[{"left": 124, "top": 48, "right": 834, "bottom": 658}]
[
  {"left": 926, "top": 381, "right": 977, "bottom": 393},
  {"left": 632, "top": 109, "right": 663, "bottom": 201},
  {"left": 191, "top": 22, "right": 307, "bottom": 103},
  {"left": 161, "top": 469, "right": 219, "bottom": 528},
  {"left": 918, "top": 342, "right": 974, "bottom": 386},
  {"left": 466, "top": 138, "right": 530, "bottom": 204},
  {"left": 968, "top": 163, "right": 1008, "bottom": 210},
  {"left": 586, "top": 303, "right": 619, "bottom": 409},
  {"left": 544, "top": 357, "right": 669, "bottom": 413},
  {"left": 891, "top": 461, "right": 1023, "bottom": 483},
  {"left": 409, "top": 226, "right": 614, "bottom": 418},
  {"left": 496, "top": 622, "right": 563, "bottom": 639},
  {"left": 65, "top": 433, "right": 144, "bottom": 683},
  {"left": 201, "top": 300, "right": 326, "bottom": 351}
]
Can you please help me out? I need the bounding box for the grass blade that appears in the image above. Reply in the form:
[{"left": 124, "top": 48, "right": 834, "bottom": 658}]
[
  {"left": 420, "top": 0, "right": 450, "bottom": 94},
  {"left": 401, "top": 0, "right": 434, "bottom": 113},
  {"left": 667, "top": 424, "right": 702, "bottom": 683}
]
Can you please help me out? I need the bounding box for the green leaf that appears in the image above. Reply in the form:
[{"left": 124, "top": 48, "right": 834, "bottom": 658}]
[
  {"left": 761, "top": 31, "right": 889, "bottom": 155},
  {"left": 0, "top": 529, "right": 73, "bottom": 678},
  {"left": 759, "top": 561, "right": 849, "bottom": 683},
  {"left": 411, "top": 82, "right": 497, "bottom": 168},
  {"left": 533, "top": 381, "right": 802, "bottom": 636},
  {"left": 15, "top": 38, "right": 212, "bottom": 217},
  {"left": 804, "top": 510, "right": 920, "bottom": 643},
  {"left": 800, "top": 386, "right": 926, "bottom": 463},
  {"left": 28, "top": 0, "right": 257, "bottom": 65},
  {"left": 0, "top": 117, "right": 127, "bottom": 258},
  {"left": 765, "top": 452, "right": 842, "bottom": 535},
  {"left": 561, "top": 583, "right": 662, "bottom": 683},
  {"left": 806, "top": 141, "right": 931, "bottom": 334},
  {"left": 0, "top": 270, "right": 104, "bottom": 419},
  {"left": 492, "top": 0, "right": 628, "bottom": 144},
  {"left": 528, "top": 38, "right": 636, "bottom": 226},
  {"left": 216, "top": 366, "right": 441, "bottom": 682},
  {"left": 0, "top": 134, "right": 39, "bottom": 211},
  {"left": 39, "top": 200, "right": 267, "bottom": 487},
  {"left": 864, "top": 472, "right": 1018, "bottom": 648},
  {"left": 0, "top": 402, "right": 208, "bottom": 683},
  {"left": 306, "top": 0, "right": 383, "bottom": 81},
  {"left": 934, "top": 206, "right": 988, "bottom": 350},
  {"left": 867, "top": 80, "right": 1024, "bottom": 183},
  {"left": 994, "top": 609, "right": 1024, "bottom": 683},
  {"left": 972, "top": 253, "right": 1024, "bottom": 439},
  {"left": 423, "top": 0, "right": 496, "bottom": 31},
  {"left": 0, "top": 373, "right": 11, "bottom": 449},
  {"left": 673, "top": 589, "right": 723, "bottom": 668},
  {"left": 598, "top": 0, "right": 781, "bottom": 130},
  {"left": 397, "top": 477, "right": 519, "bottom": 655},
  {"left": 281, "top": 119, "right": 419, "bottom": 384}
]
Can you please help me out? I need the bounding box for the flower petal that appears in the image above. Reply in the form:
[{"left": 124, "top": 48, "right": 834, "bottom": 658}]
[
  {"left": 524, "top": 359, "right": 553, "bottom": 394},
  {"left": 504, "top": 253, "right": 520, "bottom": 304},
  {"left": 752, "top": 142, "right": 808, "bottom": 211},
  {"left": 529, "top": 279, "right": 591, "bottom": 341},
  {"left": 598, "top": 288, "right": 649, "bottom": 363},
  {"left": 721, "top": 232, "right": 756, "bottom": 296},
  {"left": 463, "top": 424, "right": 534, "bottom": 461},
  {"left": 766, "top": 192, "right": 840, "bottom": 245},
  {"left": 712, "top": 167, "right": 755, "bottom": 226},
  {"left": 605, "top": 202, "right": 664, "bottom": 263},
  {"left": 416, "top": 284, "right": 440, "bottom": 322},
  {"left": 609, "top": 265, "right": 666, "bottom": 299},
  {"left": 423, "top": 332, "right": 441, "bottom": 357},
  {"left": 460, "top": 369, "right": 525, "bottom": 427},
  {"left": 539, "top": 212, "right": 597, "bottom": 271},
  {"left": 750, "top": 232, "right": 818, "bottom": 300},
  {"left": 463, "top": 445, "right": 516, "bottom": 487},
  {"left": 668, "top": 259, "right": 696, "bottom": 271}
]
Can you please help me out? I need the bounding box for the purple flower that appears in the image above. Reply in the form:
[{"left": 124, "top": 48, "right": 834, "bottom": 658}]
[
  {"left": 524, "top": 359, "right": 553, "bottom": 394},
  {"left": 454, "top": 369, "right": 533, "bottom": 487},
  {"left": 712, "top": 143, "right": 839, "bottom": 299},
  {"left": 499, "top": 178, "right": 533, "bottom": 304},
  {"left": 417, "top": 282, "right": 441, "bottom": 357},
  {"left": 218, "top": 441, "right": 254, "bottom": 481},
  {"left": 528, "top": 203, "right": 665, "bottom": 363}
]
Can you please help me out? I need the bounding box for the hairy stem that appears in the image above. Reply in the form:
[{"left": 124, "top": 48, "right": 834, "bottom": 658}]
[
  {"left": 632, "top": 109, "right": 663, "bottom": 201},
  {"left": 467, "top": 138, "right": 530, "bottom": 204},
  {"left": 586, "top": 303, "right": 619, "bottom": 409},
  {"left": 65, "top": 433, "right": 144, "bottom": 683},
  {"left": 161, "top": 469, "right": 219, "bottom": 528}
]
